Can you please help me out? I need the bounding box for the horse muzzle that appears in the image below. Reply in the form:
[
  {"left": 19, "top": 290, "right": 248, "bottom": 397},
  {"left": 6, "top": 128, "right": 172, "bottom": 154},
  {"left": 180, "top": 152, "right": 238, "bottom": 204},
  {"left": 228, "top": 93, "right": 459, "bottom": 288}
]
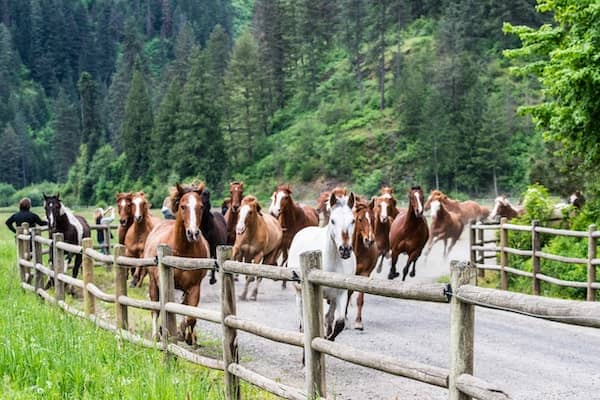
[
  {"left": 236, "top": 225, "right": 246, "bottom": 235},
  {"left": 119, "top": 219, "right": 128, "bottom": 227},
  {"left": 338, "top": 245, "right": 353, "bottom": 259},
  {"left": 186, "top": 229, "right": 201, "bottom": 242},
  {"left": 363, "top": 238, "right": 375, "bottom": 248},
  {"left": 135, "top": 216, "right": 143, "bottom": 223}
]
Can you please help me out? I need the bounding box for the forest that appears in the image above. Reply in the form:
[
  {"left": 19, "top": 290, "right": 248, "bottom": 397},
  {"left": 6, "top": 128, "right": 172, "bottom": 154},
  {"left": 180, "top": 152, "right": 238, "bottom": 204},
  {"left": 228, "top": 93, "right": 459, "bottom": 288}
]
[{"left": 0, "top": 0, "right": 597, "bottom": 207}]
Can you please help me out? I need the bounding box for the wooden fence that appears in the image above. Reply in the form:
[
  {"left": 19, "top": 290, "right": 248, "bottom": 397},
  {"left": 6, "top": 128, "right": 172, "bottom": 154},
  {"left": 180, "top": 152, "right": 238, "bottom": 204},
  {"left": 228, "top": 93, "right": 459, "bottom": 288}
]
[
  {"left": 470, "top": 218, "right": 600, "bottom": 301},
  {"left": 14, "top": 222, "right": 600, "bottom": 399}
]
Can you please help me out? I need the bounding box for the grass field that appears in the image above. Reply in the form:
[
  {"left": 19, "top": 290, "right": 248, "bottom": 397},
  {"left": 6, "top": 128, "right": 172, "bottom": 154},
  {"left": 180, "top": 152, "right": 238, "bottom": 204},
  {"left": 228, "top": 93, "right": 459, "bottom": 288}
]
[{"left": 0, "top": 209, "right": 272, "bottom": 399}]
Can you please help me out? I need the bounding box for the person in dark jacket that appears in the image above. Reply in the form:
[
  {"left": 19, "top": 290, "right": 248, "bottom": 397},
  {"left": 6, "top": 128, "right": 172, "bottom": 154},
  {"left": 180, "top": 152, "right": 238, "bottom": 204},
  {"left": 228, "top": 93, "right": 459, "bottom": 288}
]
[{"left": 5, "top": 198, "right": 47, "bottom": 233}]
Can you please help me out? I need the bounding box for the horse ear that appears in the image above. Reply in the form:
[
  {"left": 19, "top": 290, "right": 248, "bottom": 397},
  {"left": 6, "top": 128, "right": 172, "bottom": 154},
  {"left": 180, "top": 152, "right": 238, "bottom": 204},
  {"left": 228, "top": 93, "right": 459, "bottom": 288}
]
[
  {"left": 43, "top": 193, "right": 48, "bottom": 201},
  {"left": 348, "top": 192, "right": 355, "bottom": 209},
  {"left": 57, "top": 193, "right": 60, "bottom": 201},
  {"left": 176, "top": 183, "right": 184, "bottom": 194},
  {"left": 329, "top": 191, "right": 339, "bottom": 208},
  {"left": 368, "top": 197, "right": 375, "bottom": 209}
]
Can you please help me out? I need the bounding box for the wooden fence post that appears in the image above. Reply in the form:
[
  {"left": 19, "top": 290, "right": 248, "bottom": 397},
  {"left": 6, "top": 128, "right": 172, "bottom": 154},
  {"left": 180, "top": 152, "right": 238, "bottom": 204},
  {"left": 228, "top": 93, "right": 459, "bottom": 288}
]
[
  {"left": 53, "top": 233, "right": 65, "bottom": 302},
  {"left": 157, "top": 244, "right": 176, "bottom": 351},
  {"left": 469, "top": 224, "right": 476, "bottom": 266},
  {"left": 16, "top": 226, "right": 25, "bottom": 282},
  {"left": 500, "top": 217, "right": 508, "bottom": 290},
  {"left": 587, "top": 224, "right": 597, "bottom": 301},
  {"left": 22, "top": 222, "right": 31, "bottom": 261},
  {"left": 218, "top": 245, "right": 239, "bottom": 400},
  {"left": 82, "top": 237, "right": 95, "bottom": 316},
  {"left": 531, "top": 220, "right": 540, "bottom": 296},
  {"left": 300, "top": 250, "right": 326, "bottom": 399},
  {"left": 449, "top": 260, "right": 477, "bottom": 400},
  {"left": 32, "top": 228, "right": 44, "bottom": 295},
  {"left": 113, "top": 244, "right": 128, "bottom": 329}
]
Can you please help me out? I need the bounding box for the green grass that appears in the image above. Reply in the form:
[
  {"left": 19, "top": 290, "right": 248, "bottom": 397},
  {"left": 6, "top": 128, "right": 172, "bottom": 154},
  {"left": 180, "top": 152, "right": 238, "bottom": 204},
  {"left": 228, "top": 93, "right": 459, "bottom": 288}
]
[{"left": 0, "top": 210, "right": 274, "bottom": 399}]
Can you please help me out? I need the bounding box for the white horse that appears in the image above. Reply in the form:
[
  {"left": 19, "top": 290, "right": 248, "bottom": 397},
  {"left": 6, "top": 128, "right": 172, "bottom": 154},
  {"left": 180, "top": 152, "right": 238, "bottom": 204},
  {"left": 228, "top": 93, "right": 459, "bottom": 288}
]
[{"left": 289, "top": 192, "right": 356, "bottom": 341}]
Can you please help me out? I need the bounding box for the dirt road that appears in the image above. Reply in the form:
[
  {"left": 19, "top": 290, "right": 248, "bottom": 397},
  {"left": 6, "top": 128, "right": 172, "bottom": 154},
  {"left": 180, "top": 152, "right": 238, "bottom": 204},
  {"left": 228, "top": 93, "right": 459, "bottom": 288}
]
[{"left": 196, "top": 231, "right": 600, "bottom": 399}]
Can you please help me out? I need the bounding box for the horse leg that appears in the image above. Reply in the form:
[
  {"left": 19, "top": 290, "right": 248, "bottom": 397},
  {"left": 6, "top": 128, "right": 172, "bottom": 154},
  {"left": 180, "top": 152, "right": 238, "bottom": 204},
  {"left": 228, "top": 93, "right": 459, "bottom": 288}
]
[
  {"left": 375, "top": 253, "right": 384, "bottom": 273},
  {"left": 130, "top": 267, "right": 140, "bottom": 287},
  {"left": 281, "top": 250, "right": 288, "bottom": 289},
  {"left": 180, "top": 286, "right": 200, "bottom": 346},
  {"left": 344, "top": 289, "right": 354, "bottom": 322},
  {"left": 324, "top": 299, "right": 336, "bottom": 338},
  {"left": 239, "top": 276, "right": 252, "bottom": 301},
  {"left": 354, "top": 292, "right": 365, "bottom": 330},
  {"left": 401, "top": 257, "right": 412, "bottom": 281},
  {"left": 408, "top": 256, "right": 419, "bottom": 278},
  {"left": 136, "top": 268, "right": 148, "bottom": 288},
  {"left": 327, "top": 291, "right": 347, "bottom": 341},
  {"left": 442, "top": 237, "right": 448, "bottom": 259},
  {"left": 250, "top": 277, "right": 262, "bottom": 301},
  {"left": 388, "top": 250, "right": 400, "bottom": 280}
]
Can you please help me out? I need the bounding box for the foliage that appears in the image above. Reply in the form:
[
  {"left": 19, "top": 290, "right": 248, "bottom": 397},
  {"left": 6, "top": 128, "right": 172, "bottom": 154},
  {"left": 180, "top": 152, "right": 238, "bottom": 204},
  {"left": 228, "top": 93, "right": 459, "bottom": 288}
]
[
  {"left": 11, "top": 181, "right": 63, "bottom": 207},
  {"left": 0, "top": 183, "right": 16, "bottom": 207}
]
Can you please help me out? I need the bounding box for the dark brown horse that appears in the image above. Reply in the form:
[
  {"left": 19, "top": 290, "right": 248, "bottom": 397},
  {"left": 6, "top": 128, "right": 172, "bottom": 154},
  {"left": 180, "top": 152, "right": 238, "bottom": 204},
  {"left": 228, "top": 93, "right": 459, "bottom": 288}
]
[
  {"left": 388, "top": 186, "right": 429, "bottom": 281},
  {"left": 345, "top": 200, "right": 377, "bottom": 330},
  {"left": 200, "top": 188, "right": 228, "bottom": 285},
  {"left": 144, "top": 183, "right": 211, "bottom": 345},
  {"left": 269, "top": 184, "right": 319, "bottom": 275},
  {"left": 115, "top": 192, "right": 134, "bottom": 245},
  {"left": 370, "top": 187, "right": 400, "bottom": 274},
  {"left": 126, "top": 192, "right": 161, "bottom": 287},
  {"left": 233, "top": 195, "right": 283, "bottom": 301},
  {"left": 223, "top": 181, "right": 244, "bottom": 245}
]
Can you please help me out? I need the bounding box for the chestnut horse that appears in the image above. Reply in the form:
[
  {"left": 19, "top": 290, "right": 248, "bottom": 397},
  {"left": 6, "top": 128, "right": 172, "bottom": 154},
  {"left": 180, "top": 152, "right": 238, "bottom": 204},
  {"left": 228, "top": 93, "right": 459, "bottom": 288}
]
[
  {"left": 269, "top": 184, "right": 319, "bottom": 276},
  {"left": 144, "top": 183, "right": 210, "bottom": 345},
  {"left": 290, "top": 192, "right": 356, "bottom": 342},
  {"left": 424, "top": 190, "right": 488, "bottom": 224},
  {"left": 345, "top": 200, "right": 377, "bottom": 330},
  {"left": 489, "top": 195, "right": 524, "bottom": 221},
  {"left": 127, "top": 192, "right": 161, "bottom": 287},
  {"left": 388, "top": 186, "right": 429, "bottom": 281},
  {"left": 223, "top": 182, "right": 244, "bottom": 245},
  {"left": 424, "top": 199, "right": 464, "bottom": 258},
  {"left": 200, "top": 188, "right": 228, "bottom": 285},
  {"left": 370, "top": 187, "right": 400, "bottom": 274},
  {"left": 233, "top": 196, "right": 282, "bottom": 301},
  {"left": 316, "top": 187, "right": 348, "bottom": 227},
  {"left": 115, "top": 192, "right": 134, "bottom": 245}
]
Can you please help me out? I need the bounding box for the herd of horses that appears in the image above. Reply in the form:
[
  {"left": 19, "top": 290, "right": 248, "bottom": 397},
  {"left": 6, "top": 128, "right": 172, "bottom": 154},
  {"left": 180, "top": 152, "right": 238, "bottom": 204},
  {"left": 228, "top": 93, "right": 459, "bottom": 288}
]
[{"left": 40, "top": 185, "right": 585, "bottom": 344}]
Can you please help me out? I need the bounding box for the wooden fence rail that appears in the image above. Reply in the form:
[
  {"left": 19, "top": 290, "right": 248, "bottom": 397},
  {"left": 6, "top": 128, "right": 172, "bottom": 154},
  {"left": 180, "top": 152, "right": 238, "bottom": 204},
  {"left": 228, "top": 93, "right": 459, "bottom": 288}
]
[
  {"left": 470, "top": 218, "right": 599, "bottom": 300},
  {"left": 16, "top": 222, "right": 598, "bottom": 399}
]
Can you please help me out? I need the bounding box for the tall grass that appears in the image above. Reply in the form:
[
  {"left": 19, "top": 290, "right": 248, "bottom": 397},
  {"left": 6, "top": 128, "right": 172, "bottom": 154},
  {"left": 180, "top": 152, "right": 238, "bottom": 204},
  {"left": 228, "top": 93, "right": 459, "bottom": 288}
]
[{"left": 0, "top": 212, "right": 273, "bottom": 399}]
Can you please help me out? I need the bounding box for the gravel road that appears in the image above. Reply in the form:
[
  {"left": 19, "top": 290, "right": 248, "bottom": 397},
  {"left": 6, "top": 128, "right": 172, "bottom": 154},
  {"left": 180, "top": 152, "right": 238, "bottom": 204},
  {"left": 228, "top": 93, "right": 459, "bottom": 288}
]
[{"left": 194, "top": 231, "right": 600, "bottom": 400}]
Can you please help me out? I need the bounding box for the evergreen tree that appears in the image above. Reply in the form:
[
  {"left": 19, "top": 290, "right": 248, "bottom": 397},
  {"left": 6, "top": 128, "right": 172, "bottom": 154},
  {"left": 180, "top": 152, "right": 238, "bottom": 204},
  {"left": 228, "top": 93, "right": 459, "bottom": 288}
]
[
  {"left": 174, "top": 49, "right": 226, "bottom": 188},
  {"left": 151, "top": 80, "right": 180, "bottom": 180},
  {"left": 52, "top": 89, "right": 81, "bottom": 182},
  {"left": 78, "top": 72, "right": 104, "bottom": 160},
  {"left": 206, "top": 24, "right": 230, "bottom": 110},
  {"left": 341, "top": 0, "right": 367, "bottom": 99},
  {"left": 121, "top": 60, "right": 154, "bottom": 180},
  {"left": 368, "top": 0, "right": 393, "bottom": 110},
  {"left": 0, "top": 125, "right": 23, "bottom": 187}
]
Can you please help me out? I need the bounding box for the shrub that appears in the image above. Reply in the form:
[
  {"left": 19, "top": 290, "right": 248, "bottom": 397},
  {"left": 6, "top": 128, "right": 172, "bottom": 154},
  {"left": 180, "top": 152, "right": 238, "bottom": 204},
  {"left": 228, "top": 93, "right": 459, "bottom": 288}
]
[
  {"left": 0, "top": 183, "right": 16, "bottom": 206},
  {"left": 12, "top": 182, "right": 63, "bottom": 207}
]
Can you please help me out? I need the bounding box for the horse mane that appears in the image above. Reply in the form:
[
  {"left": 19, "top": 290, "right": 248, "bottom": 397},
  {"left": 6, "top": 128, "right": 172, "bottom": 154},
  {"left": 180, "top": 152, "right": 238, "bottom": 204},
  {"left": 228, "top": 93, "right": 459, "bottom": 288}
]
[
  {"left": 381, "top": 186, "right": 394, "bottom": 195},
  {"left": 276, "top": 184, "right": 293, "bottom": 194},
  {"left": 354, "top": 200, "right": 369, "bottom": 212},
  {"left": 169, "top": 182, "right": 206, "bottom": 213},
  {"left": 242, "top": 195, "right": 262, "bottom": 214}
]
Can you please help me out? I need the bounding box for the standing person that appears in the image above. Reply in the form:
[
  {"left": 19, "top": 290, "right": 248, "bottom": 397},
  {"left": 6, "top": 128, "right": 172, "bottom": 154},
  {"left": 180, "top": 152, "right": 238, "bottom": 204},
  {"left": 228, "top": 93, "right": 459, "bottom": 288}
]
[
  {"left": 5, "top": 198, "right": 47, "bottom": 233},
  {"left": 161, "top": 196, "right": 175, "bottom": 220},
  {"left": 94, "top": 207, "right": 114, "bottom": 254}
]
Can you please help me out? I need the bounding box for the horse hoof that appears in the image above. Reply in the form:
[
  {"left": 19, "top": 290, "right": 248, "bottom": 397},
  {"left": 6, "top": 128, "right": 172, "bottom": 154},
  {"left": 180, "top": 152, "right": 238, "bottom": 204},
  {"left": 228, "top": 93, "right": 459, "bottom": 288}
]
[
  {"left": 129, "top": 280, "right": 137, "bottom": 288},
  {"left": 354, "top": 322, "right": 364, "bottom": 331},
  {"left": 209, "top": 277, "right": 217, "bottom": 285},
  {"left": 409, "top": 270, "right": 416, "bottom": 277},
  {"left": 249, "top": 295, "right": 257, "bottom": 301},
  {"left": 387, "top": 272, "right": 399, "bottom": 280},
  {"left": 238, "top": 295, "right": 247, "bottom": 301},
  {"left": 281, "top": 281, "right": 287, "bottom": 289}
]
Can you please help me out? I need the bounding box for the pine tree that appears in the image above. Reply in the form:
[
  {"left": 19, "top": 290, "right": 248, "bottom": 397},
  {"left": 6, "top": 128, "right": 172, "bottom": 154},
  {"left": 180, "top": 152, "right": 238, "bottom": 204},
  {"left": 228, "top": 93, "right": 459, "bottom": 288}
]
[
  {"left": 151, "top": 80, "right": 180, "bottom": 179},
  {"left": 121, "top": 60, "right": 154, "bottom": 180},
  {"left": 341, "top": 0, "right": 367, "bottom": 99},
  {"left": 174, "top": 50, "right": 226, "bottom": 187},
  {"left": 368, "top": 0, "right": 393, "bottom": 110},
  {"left": 0, "top": 125, "right": 23, "bottom": 187},
  {"left": 52, "top": 89, "right": 81, "bottom": 182},
  {"left": 78, "top": 72, "right": 104, "bottom": 160}
]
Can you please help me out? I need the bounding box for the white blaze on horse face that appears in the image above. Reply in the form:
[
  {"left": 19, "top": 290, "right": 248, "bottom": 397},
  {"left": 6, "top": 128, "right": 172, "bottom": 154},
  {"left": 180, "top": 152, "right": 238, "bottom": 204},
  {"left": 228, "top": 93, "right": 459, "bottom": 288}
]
[
  {"left": 187, "top": 195, "right": 198, "bottom": 232},
  {"left": 430, "top": 200, "right": 440, "bottom": 219},
  {"left": 133, "top": 197, "right": 144, "bottom": 220},
  {"left": 48, "top": 211, "right": 54, "bottom": 227},
  {"left": 379, "top": 200, "right": 389, "bottom": 223},
  {"left": 270, "top": 191, "right": 286, "bottom": 217},
  {"left": 490, "top": 197, "right": 502, "bottom": 219},
  {"left": 570, "top": 193, "right": 577, "bottom": 204},
  {"left": 329, "top": 197, "right": 355, "bottom": 259},
  {"left": 237, "top": 204, "right": 250, "bottom": 234},
  {"left": 414, "top": 191, "right": 423, "bottom": 215}
]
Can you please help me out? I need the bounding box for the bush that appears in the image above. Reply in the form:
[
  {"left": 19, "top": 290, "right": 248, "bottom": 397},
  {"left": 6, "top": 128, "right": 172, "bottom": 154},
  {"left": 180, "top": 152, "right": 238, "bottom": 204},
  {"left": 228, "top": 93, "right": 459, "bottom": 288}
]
[
  {"left": 0, "top": 183, "right": 16, "bottom": 206},
  {"left": 12, "top": 182, "right": 63, "bottom": 207}
]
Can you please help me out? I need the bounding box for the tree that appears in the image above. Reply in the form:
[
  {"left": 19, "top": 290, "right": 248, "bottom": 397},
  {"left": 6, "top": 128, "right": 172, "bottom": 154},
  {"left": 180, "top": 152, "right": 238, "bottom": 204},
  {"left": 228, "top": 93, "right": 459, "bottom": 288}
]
[
  {"left": 341, "top": 0, "right": 367, "bottom": 99},
  {"left": 121, "top": 60, "right": 154, "bottom": 180},
  {"left": 78, "top": 72, "right": 104, "bottom": 160},
  {"left": 504, "top": 0, "right": 600, "bottom": 192},
  {"left": 0, "top": 125, "right": 23, "bottom": 187},
  {"left": 52, "top": 89, "right": 81, "bottom": 182},
  {"left": 151, "top": 79, "right": 180, "bottom": 180},
  {"left": 174, "top": 50, "right": 226, "bottom": 188}
]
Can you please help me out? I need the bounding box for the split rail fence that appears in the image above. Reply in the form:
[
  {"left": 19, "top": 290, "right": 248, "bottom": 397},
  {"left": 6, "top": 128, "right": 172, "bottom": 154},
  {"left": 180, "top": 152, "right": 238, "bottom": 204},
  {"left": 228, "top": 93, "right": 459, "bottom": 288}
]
[
  {"left": 470, "top": 217, "right": 599, "bottom": 301},
  {"left": 15, "top": 222, "right": 600, "bottom": 400}
]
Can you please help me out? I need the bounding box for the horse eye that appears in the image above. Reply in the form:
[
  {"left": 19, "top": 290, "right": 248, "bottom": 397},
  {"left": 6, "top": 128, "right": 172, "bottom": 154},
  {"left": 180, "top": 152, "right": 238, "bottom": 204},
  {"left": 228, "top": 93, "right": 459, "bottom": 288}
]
[
  {"left": 181, "top": 205, "right": 187, "bottom": 210},
  {"left": 331, "top": 220, "right": 335, "bottom": 225},
  {"left": 352, "top": 219, "right": 356, "bottom": 224}
]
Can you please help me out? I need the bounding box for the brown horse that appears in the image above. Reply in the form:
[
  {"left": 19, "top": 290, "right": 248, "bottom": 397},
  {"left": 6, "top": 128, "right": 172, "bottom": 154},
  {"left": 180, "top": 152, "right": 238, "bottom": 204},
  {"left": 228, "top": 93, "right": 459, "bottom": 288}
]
[
  {"left": 424, "top": 199, "right": 464, "bottom": 258},
  {"left": 115, "top": 192, "right": 134, "bottom": 245},
  {"left": 489, "top": 195, "right": 525, "bottom": 221},
  {"left": 269, "top": 184, "right": 319, "bottom": 274},
  {"left": 345, "top": 200, "right": 377, "bottom": 330},
  {"left": 389, "top": 186, "right": 429, "bottom": 281},
  {"left": 223, "top": 181, "right": 244, "bottom": 245},
  {"left": 370, "top": 187, "right": 400, "bottom": 274},
  {"left": 424, "top": 190, "right": 487, "bottom": 224},
  {"left": 127, "top": 192, "right": 161, "bottom": 287},
  {"left": 233, "top": 196, "right": 283, "bottom": 301},
  {"left": 144, "top": 183, "right": 211, "bottom": 345}
]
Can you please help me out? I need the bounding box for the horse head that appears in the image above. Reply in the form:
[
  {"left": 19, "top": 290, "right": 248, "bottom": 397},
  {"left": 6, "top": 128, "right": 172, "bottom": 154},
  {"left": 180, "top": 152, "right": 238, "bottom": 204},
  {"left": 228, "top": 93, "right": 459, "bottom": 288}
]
[
  {"left": 570, "top": 191, "right": 585, "bottom": 209},
  {"left": 429, "top": 199, "right": 443, "bottom": 219},
  {"left": 236, "top": 195, "right": 262, "bottom": 235},
  {"left": 229, "top": 181, "right": 244, "bottom": 212},
  {"left": 131, "top": 192, "right": 150, "bottom": 223},
  {"left": 116, "top": 192, "right": 133, "bottom": 227},
  {"left": 328, "top": 191, "right": 356, "bottom": 259},
  {"left": 269, "top": 184, "right": 293, "bottom": 218},
  {"left": 43, "top": 193, "right": 62, "bottom": 230},
  {"left": 408, "top": 186, "right": 425, "bottom": 218},
  {"left": 490, "top": 195, "right": 510, "bottom": 220},
  {"left": 371, "top": 188, "right": 397, "bottom": 224},
  {"left": 316, "top": 191, "right": 331, "bottom": 215},
  {"left": 171, "top": 183, "right": 205, "bottom": 242},
  {"left": 424, "top": 190, "right": 446, "bottom": 211},
  {"left": 354, "top": 201, "right": 375, "bottom": 248}
]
